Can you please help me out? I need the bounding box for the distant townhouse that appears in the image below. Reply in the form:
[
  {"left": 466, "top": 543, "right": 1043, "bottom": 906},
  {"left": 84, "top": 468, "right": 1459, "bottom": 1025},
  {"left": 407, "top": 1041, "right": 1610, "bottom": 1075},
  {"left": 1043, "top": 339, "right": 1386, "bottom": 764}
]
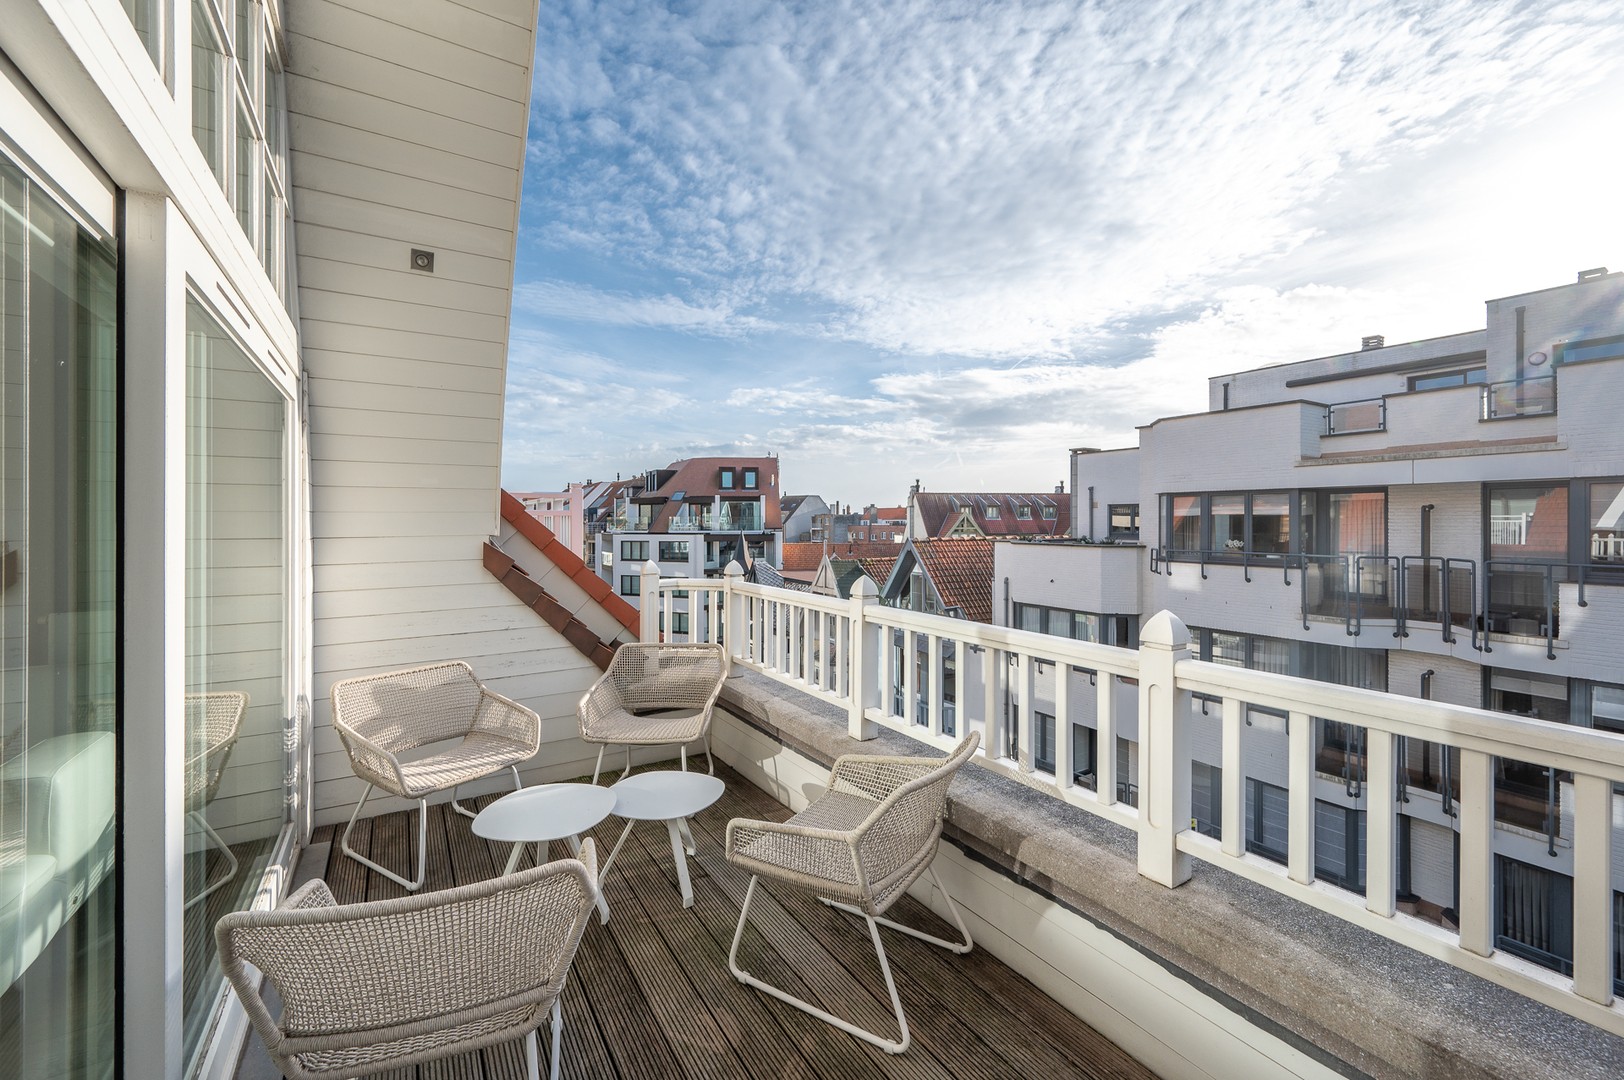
[
  {"left": 1018, "top": 268, "right": 1624, "bottom": 973},
  {"left": 599, "top": 458, "right": 785, "bottom": 633},
  {"left": 779, "top": 494, "right": 830, "bottom": 542},
  {"left": 510, "top": 484, "right": 585, "bottom": 556}
]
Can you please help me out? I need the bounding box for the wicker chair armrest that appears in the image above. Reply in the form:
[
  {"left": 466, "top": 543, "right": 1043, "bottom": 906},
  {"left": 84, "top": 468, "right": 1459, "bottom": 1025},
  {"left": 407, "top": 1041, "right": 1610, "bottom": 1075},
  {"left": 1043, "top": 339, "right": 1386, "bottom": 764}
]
[
  {"left": 331, "top": 716, "right": 409, "bottom": 792},
  {"left": 725, "top": 816, "right": 866, "bottom": 892},
  {"left": 471, "top": 687, "right": 543, "bottom": 752},
  {"left": 828, "top": 754, "right": 944, "bottom": 801},
  {"left": 281, "top": 879, "right": 338, "bottom": 912}
]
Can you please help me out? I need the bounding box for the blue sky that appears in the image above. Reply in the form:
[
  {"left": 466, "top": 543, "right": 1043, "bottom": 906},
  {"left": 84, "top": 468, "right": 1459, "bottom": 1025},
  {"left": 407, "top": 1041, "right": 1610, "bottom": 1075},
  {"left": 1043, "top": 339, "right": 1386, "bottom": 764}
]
[{"left": 502, "top": 0, "right": 1624, "bottom": 507}]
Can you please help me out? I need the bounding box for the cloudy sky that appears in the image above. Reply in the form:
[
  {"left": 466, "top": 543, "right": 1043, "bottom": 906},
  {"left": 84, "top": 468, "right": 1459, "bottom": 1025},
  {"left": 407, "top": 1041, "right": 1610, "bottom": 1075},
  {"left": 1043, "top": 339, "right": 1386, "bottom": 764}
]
[{"left": 503, "top": 0, "right": 1624, "bottom": 506}]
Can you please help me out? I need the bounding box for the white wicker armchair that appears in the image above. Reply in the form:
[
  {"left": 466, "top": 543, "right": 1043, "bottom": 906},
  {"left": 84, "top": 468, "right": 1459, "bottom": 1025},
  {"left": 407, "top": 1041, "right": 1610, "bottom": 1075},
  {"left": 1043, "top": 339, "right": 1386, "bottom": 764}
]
[
  {"left": 725, "top": 731, "right": 980, "bottom": 1054},
  {"left": 216, "top": 843, "right": 598, "bottom": 1080},
  {"left": 577, "top": 642, "right": 727, "bottom": 783},
  {"left": 330, "top": 661, "right": 542, "bottom": 890},
  {"left": 183, "top": 691, "right": 247, "bottom": 910}
]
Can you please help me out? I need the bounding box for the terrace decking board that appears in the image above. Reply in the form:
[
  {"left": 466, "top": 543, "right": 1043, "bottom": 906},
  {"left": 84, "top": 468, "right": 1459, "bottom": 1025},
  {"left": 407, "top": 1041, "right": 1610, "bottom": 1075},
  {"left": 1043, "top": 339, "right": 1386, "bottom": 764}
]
[{"left": 261, "top": 765, "right": 1155, "bottom": 1080}]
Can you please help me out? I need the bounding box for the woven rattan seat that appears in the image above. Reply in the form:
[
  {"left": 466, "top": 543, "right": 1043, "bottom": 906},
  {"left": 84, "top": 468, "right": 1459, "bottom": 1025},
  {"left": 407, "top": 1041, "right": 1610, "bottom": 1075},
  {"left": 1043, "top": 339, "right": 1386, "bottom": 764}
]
[
  {"left": 726, "top": 732, "right": 980, "bottom": 1053},
  {"left": 577, "top": 642, "right": 727, "bottom": 782},
  {"left": 331, "top": 661, "right": 542, "bottom": 890},
  {"left": 216, "top": 843, "right": 598, "bottom": 1080}
]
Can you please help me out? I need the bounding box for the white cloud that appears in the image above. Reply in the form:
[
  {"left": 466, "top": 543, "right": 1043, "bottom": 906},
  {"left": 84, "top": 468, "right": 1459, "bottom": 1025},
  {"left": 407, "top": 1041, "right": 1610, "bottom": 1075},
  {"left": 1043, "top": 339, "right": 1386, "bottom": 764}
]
[
  {"left": 512, "top": 280, "right": 772, "bottom": 335},
  {"left": 528, "top": 0, "right": 1624, "bottom": 359}
]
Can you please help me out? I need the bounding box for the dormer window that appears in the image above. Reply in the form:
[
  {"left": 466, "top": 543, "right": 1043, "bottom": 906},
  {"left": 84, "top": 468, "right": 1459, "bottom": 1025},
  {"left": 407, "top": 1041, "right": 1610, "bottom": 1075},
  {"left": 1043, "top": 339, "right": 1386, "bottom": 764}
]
[
  {"left": 1041, "top": 506, "right": 1057, "bottom": 520},
  {"left": 719, "top": 469, "right": 735, "bottom": 489},
  {"left": 742, "top": 468, "right": 759, "bottom": 489},
  {"left": 1017, "top": 506, "right": 1032, "bottom": 520},
  {"left": 985, "top": 505, "right": 1000, "bottom": 520}
]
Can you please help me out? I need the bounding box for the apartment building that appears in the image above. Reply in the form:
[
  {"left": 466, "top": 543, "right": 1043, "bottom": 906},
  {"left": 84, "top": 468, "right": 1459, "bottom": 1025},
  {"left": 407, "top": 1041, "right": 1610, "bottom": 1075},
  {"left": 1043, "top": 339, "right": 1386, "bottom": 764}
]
[
  {"left": 1032, "top": 268, "right": 1624, "bottom": 976},
  {"left": 599, "top": 457, "right": 784, "bottom": 626},
  {"left": 908, "top": 487, "right": 1071, "bottom": 539},
  {"left": 510, "top": 483, "right": 584, "bottom": 556}
]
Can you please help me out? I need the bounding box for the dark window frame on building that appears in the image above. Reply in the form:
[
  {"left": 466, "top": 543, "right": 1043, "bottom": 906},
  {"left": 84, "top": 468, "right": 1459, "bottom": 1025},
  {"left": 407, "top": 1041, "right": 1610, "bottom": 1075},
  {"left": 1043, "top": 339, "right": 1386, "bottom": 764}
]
[
  {"left": 620, "top": 540, "right": 649, "bottom": 561},
  {"left": 1107, "top": 503, "right": 1139, "bottom": 540},
  {"left": 718, "top": 468, "right": 735, "bottom": 489},
  {"left": 1407, "top": 366, "right": 1487, "bottom": 392},
  {"left": 742, "top": 467, "right": 759, "bottom": 489},
  {"left": 1159, "top": 490, "right": 1299, "bottom": 560},
  {"left": 619, "top": 574, "right": 640, "bottom": 596},
  {"left": 657, "top": 540, "right": 689, "bottom": 562},
  {"left": 1016, "top": 505, "right": 1032, "bottom": 520},
  {"left": 1011, "top": 602, "right": 1138, "bottom": 648}
]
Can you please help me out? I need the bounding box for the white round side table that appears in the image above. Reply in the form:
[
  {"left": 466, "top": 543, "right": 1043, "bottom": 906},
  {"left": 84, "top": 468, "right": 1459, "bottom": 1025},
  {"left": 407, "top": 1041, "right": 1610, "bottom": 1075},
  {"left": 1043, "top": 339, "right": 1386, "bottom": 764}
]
[
  {"left": 472, "top": 783, "right": 616, "bottom": 922},
  {"left": 600, "top": 771, "right": 726, "bottom": 911}
]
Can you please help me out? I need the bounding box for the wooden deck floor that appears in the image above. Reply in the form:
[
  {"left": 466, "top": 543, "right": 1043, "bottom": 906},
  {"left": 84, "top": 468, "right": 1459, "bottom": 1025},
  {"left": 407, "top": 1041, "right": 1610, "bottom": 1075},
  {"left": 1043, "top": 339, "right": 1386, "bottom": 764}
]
[{"left": 292, "top": 763, "right": 1156, "bottom": 1080}]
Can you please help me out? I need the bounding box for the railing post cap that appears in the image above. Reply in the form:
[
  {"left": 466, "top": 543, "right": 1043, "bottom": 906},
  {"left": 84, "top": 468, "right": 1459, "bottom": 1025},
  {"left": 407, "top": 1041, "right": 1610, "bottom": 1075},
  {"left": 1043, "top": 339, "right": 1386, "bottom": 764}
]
[
  {"left": 1140, "top": 609, "right": 1192, "bottom": 651},
  {"left": 851, "top": 576, "right": 878, "bottom": 601},
  {"left": 723, "top": 560, "right": 745, "bottom": 579},
  {"left": 642, "top": 559, "right": 660, "bottom": 574}
]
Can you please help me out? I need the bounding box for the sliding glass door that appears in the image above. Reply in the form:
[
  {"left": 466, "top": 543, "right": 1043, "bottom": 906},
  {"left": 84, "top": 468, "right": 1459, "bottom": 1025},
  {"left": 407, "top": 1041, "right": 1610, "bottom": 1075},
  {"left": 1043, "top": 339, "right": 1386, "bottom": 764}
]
[{"left": 0, "top": 154, "right": 119, "bottom": 1079}]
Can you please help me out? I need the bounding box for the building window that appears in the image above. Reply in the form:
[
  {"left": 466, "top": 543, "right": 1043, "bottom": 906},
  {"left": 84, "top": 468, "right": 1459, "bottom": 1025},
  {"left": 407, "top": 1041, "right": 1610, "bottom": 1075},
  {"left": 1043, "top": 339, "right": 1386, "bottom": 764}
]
[
  {"left": 1486, "top": 482, "right": 1567, "bottom": 560},
  {"left": 1107, "top": 504, "right": 1139, "bottom": 540},
  {"left": 1585, "top": 479, "right": 1624, "bottom": 565},
  {"left": 1161, "top": 493, "right": 1294, "bottom": 558},
  {"left": 1557, "top": 334, "right": 1624, "bottom": 367},
  {"left": 719, "top": 468, "right": 735, "bottom": 489},
  {"left": 659, "top": 611, "right": 690, "bottom": 635},
  {"left": 742, "top": 467, "right": 758, "bottom": 489},
  {"left": 985, "top": 505, "right": 1000, "bottom": 519},
  {"left": 192, "top": 0, "right": 227, "bottom": 181},
  {"left": 1017, "top": 505, "right": 1032, "bottom": 520},
  {"left": 621, "top": 540, "right": 649, "bottom": 561},
  {"left": 1409, "top": 367, "right": 1487, "bottom": 391},
  {"left": 1041, "top": 506, "right": 1057, "bottom": 520},
  {"left": 1011, "top": 603, "right": 1138, "bottom": 647},
  {"left": 620, "top": 575, "right": 640, "bottom": 596},
  {"left": 658, "top": 541, "right": 689, "bottom": 561}
]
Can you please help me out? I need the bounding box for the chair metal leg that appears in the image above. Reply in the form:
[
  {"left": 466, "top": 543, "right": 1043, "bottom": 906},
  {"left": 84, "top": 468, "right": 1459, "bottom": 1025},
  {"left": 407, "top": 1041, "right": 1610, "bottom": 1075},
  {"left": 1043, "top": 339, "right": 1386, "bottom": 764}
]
[
  {"left": 340, "top": 785, "right": 427, "bottom": 891},
  {"left": 621, "top": 744, "right": 633, "bottom": 779},
  {"left": 729, "top": 875, "right": 912, "bottom": 1053},
  {"left": 525, "top": 1026, "right": 541, "bottom": 1080},
  {"left": 183, "top": 810, "right": 239, "bottom": 910},
  {"left": 592, "top": 744, "right": 607, "bottom": 785},
  {"left": 665, "top": 819, "right": 696, "bottom": 907},
  {"left": 451, "top": 765, "right": 522, "bottom": 818},
  {"left": 820, "top": 864, "right": 974, "bottom": 954},
  {"left": 703, "top": 732, "right": 714, "bottom": 775},
  {"left": 548, "top": 996, "right": 564, "bottom": 1080}
]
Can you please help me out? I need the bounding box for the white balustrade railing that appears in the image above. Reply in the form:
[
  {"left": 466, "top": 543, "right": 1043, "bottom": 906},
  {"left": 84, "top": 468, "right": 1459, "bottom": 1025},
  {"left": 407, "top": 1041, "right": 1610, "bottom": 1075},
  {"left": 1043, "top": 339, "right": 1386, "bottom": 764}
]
[{"left": 638, "top": 561, "right": 1624, "bottom": 1034}]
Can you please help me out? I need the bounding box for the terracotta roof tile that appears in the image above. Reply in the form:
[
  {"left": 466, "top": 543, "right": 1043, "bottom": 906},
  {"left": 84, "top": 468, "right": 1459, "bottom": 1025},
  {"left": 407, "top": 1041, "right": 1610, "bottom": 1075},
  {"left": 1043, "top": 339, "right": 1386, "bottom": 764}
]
[
  {"left": 911, "top": 538, "right": 995, "bottom": 623},
  {"left": 780, "top": 540, "right": 904, "bottom": 572}
]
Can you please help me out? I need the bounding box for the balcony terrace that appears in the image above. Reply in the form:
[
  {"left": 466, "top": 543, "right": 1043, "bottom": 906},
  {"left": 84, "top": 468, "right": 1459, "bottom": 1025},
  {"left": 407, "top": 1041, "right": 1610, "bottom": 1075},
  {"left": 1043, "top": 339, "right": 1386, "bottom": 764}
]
[{"left": 235, "top": 765, "right": 1148, "bottom": 1080}]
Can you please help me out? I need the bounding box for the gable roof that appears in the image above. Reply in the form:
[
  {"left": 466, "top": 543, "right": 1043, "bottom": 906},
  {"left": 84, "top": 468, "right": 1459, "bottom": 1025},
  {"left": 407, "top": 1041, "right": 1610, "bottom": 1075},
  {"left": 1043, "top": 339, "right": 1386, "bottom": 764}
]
[
  {"left": 882, "top": 538, "right": 994, "bottom": 623},
  {"left": 913, "top": 492, "right": 1070, "bottom": 538}
]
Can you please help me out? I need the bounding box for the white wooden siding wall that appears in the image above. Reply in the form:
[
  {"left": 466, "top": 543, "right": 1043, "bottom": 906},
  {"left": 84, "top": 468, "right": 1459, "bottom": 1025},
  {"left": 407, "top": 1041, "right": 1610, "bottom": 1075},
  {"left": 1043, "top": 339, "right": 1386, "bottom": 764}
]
[
  {"left": 186, "top": 359, "right": 288, "bottom": 845},
  {"left": 285, "top": 0, "right": 598, "bottom": 824}
]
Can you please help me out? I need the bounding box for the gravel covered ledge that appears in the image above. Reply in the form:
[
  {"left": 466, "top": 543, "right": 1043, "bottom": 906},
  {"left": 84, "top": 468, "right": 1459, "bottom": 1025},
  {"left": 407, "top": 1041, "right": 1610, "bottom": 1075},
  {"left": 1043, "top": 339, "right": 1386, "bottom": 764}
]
[{"left": 713, "top": 670, "right": 1624, "bottom": 1080}]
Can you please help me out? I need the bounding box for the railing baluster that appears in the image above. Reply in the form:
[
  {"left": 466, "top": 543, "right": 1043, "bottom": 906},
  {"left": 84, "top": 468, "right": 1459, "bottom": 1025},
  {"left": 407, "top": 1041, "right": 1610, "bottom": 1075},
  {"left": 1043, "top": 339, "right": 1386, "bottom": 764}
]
[
  {"left": 1572, "top": 773, "right": 1615, "bottom": 1005},
  {"left": 982, "top": 646, "right": 998, "bottom": 756},
  {"left": 1365, "top": 729, "right": 1396, "bottom": 918},
  {"left": 1097, "top": 672, "right": 1117, "bottom": 808},
  {"left": 1055, "top": 663, "right": 1072, "bottom": 790},
  {"left": 902, "top": 628, "right": 916, "bottom": 724},
  {"left": 788, "top": 601, "right": 801, "bottom": 681},
  {"left": 1016, "top": 651, "right": 1033, "bottom": 770},
  {"left": 1287, "top": 711, "right": 1314, "bottom": 885},
  {"left": 1221, "top": 697, "right": 1243, "bottom": 857},
  {"left": 881, "top": 622, "right": 895, "bottom": 719},
  {"left": 927, "top": 634, "right": 943, "bottom": 737},
  {"left": 952, "top": 639, "right": 965, "bottom": 737},
  {"left": 1457, "top": 748, "right": 1495, "bottom": 957}
]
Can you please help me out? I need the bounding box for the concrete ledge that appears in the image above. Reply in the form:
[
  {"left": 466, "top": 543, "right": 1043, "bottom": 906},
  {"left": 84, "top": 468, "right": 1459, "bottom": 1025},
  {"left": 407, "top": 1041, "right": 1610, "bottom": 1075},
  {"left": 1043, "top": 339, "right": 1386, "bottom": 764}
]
[{"left": 716, "top": 671, "right": 1624, "bottom": 1080}]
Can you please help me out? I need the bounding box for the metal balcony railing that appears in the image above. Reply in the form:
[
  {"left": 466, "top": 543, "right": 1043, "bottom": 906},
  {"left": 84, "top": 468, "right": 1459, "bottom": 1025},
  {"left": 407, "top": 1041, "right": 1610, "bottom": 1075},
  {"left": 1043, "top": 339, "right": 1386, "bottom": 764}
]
[
  {"left": 1481, "top": 373, "right": 1557, "bottom": 419},
  {"left": 1324, "top": 397, "right": 1386, "bottom": 435}
]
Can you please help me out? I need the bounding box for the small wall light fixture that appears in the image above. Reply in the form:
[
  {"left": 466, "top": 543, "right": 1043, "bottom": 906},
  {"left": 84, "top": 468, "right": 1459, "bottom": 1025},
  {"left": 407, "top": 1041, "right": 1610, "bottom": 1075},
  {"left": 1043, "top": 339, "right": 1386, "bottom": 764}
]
[{"left": 409, "top": 248, "right": 435, "bottom": 273}]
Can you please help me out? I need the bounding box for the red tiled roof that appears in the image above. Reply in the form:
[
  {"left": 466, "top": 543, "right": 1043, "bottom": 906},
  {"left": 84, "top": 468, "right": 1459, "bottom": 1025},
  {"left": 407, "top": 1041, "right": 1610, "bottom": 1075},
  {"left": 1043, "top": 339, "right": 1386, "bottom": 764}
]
[
  {"left": 913, "top": 492, "right": 1070, "bottom": 538},
  {"left": 911, "top": 538, "right": 995, "bottom": 623},
  {"left": 856, "top": 556, "right": 898, "bottom": 586},
  {"left": 780, "top": 540, "right": 904, "bottom": 572},
  {"left": 499, "top": 490, "right": 638, "bottom": 636}
]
